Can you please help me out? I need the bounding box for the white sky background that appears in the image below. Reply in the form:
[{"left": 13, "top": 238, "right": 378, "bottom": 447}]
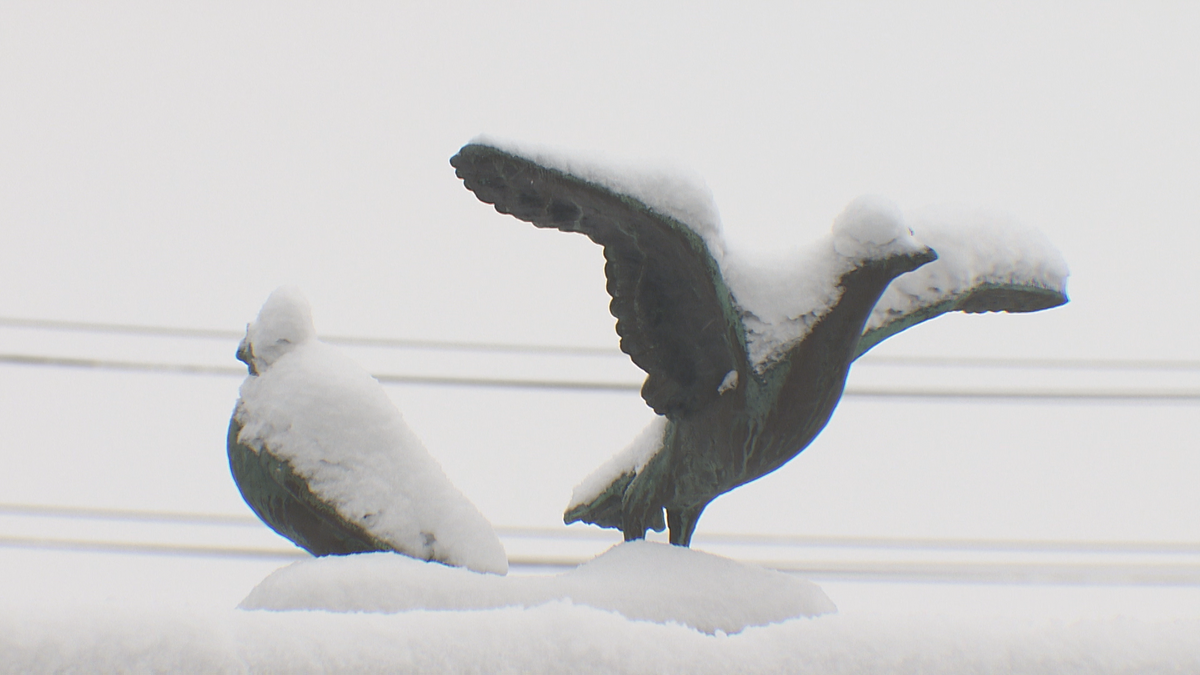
[{"left": 1, "top": 0, "right": 1199, "bottom": 567}]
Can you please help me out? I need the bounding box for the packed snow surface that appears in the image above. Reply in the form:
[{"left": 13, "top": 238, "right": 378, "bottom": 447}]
[
  {"left": 567, "top": 417, "right": 668, "bottom": 511},
  {"left": 234, "top": 286, "right": 508, "bottom": 574},
  {"left": 5, "top": 600, "right": 1197, "bottom": 673},
  {"left": 473, "top": 140, "right": 1063, "bottom": 372},
  {"left": 242, "top": 541, "right": 834, "bottom": 635}
]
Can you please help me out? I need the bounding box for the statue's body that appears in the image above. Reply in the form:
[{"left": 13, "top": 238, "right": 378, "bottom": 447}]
[
  {"left": 571, "top": 253, "right": 933, "bottom": 545},
  {"left": 227, "top": 287, "right": 509, "bottom": 573},
  {"left": 452, "top": 142, "right": 1068, "bottom": 546},
  {"left": 228, "top": 415, "right": 388, "bottom": 556}
]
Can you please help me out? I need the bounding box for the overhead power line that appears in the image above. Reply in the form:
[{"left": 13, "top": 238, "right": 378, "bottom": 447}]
[
  {"left": 0, "top": 535, "right": 307, "bottom": 560},
  {"left": 0, "top": 316, "right": 242, "bottom": 341},
  {"left": 0, "top": 316, "right": 618, "bottom": 357},
  {"left": 0, "top": 353, "right": 242, "bottom": 378},
  {"left": 5, "top": 503, "right": 1199, "bottom": 557},
  {"left": 0, "top": 353, "right": 639, "bottom": 392},
  {"left": 0, "top": 502, "right": 260, "bottom": 527},
  {"left": 3, "top": 352, "right": 1199, "bottom": 401},
  {"left": 689, "top": 530, "right": 1200, "bottom": 555},
  {"left": 862, "top": 354, "right": 1200, "bottom": 371},
  {"left": 5, "top": 533, "right": 1197, "bottom": 585},
  {"left": 844, "top": 388, "right": 1200, "bottom": 402},
  {"left": 4, "top": 315, "right": 1200, "bottom": 371}
]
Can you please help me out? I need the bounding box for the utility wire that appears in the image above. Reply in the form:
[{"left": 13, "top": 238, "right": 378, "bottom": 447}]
[
  {"left": 0, "top": 316, "right": 617, "bottom": 357},
  {"left": 0, "top": 502, "right": 260, "bottom": 527},
  {"left": 862, "top": 354, "right": 1200, "bottom": 371},
  {"left": 689, "top": 531, "right": 1200, "bottom": 555},
  {"left": 3, "top": 538, "right": 1198, "bottom": 585},
  {"left": 4, "top": 503, "right": 1198, "bottom": 556},
  {"left": 844, "top": 388, "right": 1200, "bottom": 402},
  {"left": 0, "top": 316, "right": 242, "bottom": 341},
  {"left": 3, "top": 352, "right": 1199, "bottom": 401},
  {"left": 0, "top": 353, "right": 639, "bottom": 392},
  {"left": 5, "top": 504, "right": 1199, "bottom": 583},
  {"left": 0, "top": 353, "right": 243, "bottom": 378},
  {"left": 0, "top": 535, "right": 308, "bottom": 560},
  {"left": 3, "top": 531, "right": 1197, "bottom": 584},
  {"left": 5, "top": 315, "right": 1200, "bottom": 371}
]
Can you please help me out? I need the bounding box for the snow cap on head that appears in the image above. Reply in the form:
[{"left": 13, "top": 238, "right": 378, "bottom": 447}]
[
  {"left": 242, "top": 286, "right": 316, "bottom": 373},
  {"left": 832, "top": 195, "right": 922, "bottom": 259}
]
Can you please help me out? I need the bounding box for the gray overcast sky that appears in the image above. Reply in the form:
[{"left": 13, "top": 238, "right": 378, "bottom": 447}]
[{"left": 1, "top": 3, "right": 1198, "bottom": 545}]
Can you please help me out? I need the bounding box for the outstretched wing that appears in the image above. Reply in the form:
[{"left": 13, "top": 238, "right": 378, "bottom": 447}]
[
  {"left": 227, "top": 414, "right": 392, "bottom": 556},
  {"left": 853, "top": 282, "right": 1067, "bottom": 360},
  {"left": 452, "top": 143, "right": 745, "bottom": 418},
  {"left": 853, "top": 209, "right": 1070, "bottom": 360}
]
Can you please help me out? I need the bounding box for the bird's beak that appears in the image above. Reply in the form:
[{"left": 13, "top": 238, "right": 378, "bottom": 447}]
[
  {"left": 914, "top": 245, "right": 938, "bottom": 271},
  {"left": 236, "top": 329, "right": 258, "bottom": 376}
]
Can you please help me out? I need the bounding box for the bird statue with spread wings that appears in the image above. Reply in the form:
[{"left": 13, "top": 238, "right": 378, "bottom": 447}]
[{"left": 451, "top": 140, "right": 1069, "bottom": 547}]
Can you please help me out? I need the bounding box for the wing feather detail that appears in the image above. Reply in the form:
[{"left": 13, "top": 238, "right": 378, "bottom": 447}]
[{"left": 452, "top": 143, "right": 746, "bottom": 417}]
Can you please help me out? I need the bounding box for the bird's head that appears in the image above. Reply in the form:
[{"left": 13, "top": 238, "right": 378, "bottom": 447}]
[
  {"left": 237, "top": 286, "right": 316, "bottom": 376},
  {"left": 832, "top": 195, "right": 937, "bottom": 275}
]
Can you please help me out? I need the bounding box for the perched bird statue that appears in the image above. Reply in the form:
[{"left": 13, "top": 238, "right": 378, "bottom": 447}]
[
  {"left": 451, "top": 140, "right": 1069, "bottom": 546},
  {"left": 228, "top": 286, "right": 508, "bottom": 574}
]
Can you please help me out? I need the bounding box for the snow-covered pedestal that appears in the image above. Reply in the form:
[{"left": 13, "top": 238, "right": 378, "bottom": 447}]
[{"left": 241, "top": 541, "right": 835, "bottom": 635}]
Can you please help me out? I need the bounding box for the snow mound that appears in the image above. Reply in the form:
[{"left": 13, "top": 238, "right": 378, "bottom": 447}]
[
  {"left": 567, "top": 417, "right": 668, "bottom": 512},
  {"left": 238, "top": 285, "right": 316, "bottom": 374},
  {"left": 727, "top": 196, "right": 931, "bottom": 368},
  {"left": 832, "top": 195, "right": 923, "bottom": 259},
  {"left": 241, "top": 541, "right": 835, "bottom": 635},
  {"left": 234, "top": 287, "right": 508, "bottom": 574},
  {"left": 5, "top": 601, "right": 1200, "bottom": 673}
]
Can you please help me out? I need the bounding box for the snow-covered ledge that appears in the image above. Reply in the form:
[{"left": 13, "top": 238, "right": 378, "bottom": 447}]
[{"left": 4, "top": 599, "right": 1196, "bottom": 673}]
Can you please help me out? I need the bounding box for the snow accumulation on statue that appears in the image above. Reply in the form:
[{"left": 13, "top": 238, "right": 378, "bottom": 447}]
[
  {"left": 451, "top": 138, "right": 1069, "bottom": 547},
  {"left": 228, "top": 287, "right": 508, "bottom": 575}
]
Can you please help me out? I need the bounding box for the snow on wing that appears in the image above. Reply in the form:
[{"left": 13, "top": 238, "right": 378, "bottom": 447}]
[
  {"left": 451, "top": 143, "right": 746, "bottom": 418},
  {"left": 853, "top": 282, "right": 1068, "bottom": 360}
]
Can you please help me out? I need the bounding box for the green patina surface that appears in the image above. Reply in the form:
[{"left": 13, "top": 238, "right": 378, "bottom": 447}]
[
  {"left": 452, "top": 142, "right": 1069, "bottom": 547},
  {"left": 458, "top": 145, "right": 916, "bottom": 545},
  {"left": 227, "top": 408, "right": 393, "bottom": 557},
  {"left": 226, "top": 145, "right": 1069, "bottom": 554}
]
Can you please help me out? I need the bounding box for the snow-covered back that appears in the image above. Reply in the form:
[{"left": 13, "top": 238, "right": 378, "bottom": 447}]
[
  {"left": 242, "top": 541, "right": 835, "bottom": 635},
  {"left": 234, "top": 287, "right": 508, "bottom": 574},
  {"left": 567, "top": 416, "right": 668, "bottom": 511},
  {"left": 238, "top": 285, "right": 316, "bottom": 374},
  {"left": 726, "top": 196, "right": 929, "bottom": 368},
  {"left": 867, "top": 205, "right": 1070, "bottom": 332},
  {"left": 832, "top": 195, "right": 921, "bottom": 259}
]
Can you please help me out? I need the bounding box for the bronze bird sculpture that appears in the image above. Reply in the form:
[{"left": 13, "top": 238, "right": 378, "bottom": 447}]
[
  {"left": 228, "top": 286, "right": 508, "bottom": 573},
  {"left": 451, "top": 141, "right": 1068, "bottom": 546}
]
